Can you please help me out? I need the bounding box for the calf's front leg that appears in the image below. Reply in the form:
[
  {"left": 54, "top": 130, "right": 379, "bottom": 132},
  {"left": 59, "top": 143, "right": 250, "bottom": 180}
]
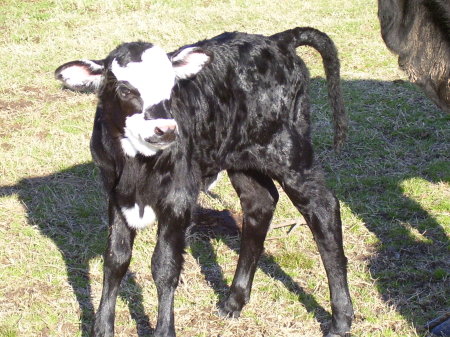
[
  {"left": 152, "top": 211, "right": 190, "bottom": 337},
  {"left": 92, "top": 201, "right": 136, "bottom": 337}
]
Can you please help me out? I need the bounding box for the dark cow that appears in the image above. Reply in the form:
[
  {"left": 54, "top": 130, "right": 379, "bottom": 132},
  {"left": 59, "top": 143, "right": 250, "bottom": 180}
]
[
  {"left": 378, "top": 0, "right": 450, "bottom": 113},
  {"left": 55, "top": 27, "right": 353, "bottom": 337}
]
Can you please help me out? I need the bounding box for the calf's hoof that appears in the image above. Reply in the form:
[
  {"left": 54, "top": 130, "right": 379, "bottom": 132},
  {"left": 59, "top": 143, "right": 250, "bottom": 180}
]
[
  {"left": 217, "top": 296, "right": 244, "bottom": 319},
  {"left": 218, "top": 306, "right": 241, "bottom": 319},
  {"left": 324, "top": 332, "right": 352, "bottom": 337},
  {"left": 153, "top": 330, "right": 176, "bottom": 337},
  {"left": 91, "top": 326, "right": 114, "bottom": 337}
]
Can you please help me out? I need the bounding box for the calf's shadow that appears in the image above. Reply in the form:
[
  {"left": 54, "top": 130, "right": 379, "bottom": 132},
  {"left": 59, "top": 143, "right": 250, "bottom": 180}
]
[
  {"left": 311, "top": 78, "right": 449, "bottom": 333},
  {"left": 0, "top": 163, "right": 331, "bottom": 336},
  {"left": 0, "top": 164, "right": 153, "bottom": 337},
  {"left": 1, "top": 78, "right": 448, "bottom": 336}
]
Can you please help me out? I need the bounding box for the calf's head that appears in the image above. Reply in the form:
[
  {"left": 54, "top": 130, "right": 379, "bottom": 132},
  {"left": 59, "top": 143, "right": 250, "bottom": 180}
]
[{"left": 55, "top": 42, "right": 212, "bottom": 157}]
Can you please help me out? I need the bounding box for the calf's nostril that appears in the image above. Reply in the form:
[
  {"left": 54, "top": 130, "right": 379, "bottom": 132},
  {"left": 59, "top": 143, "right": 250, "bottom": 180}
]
[{"left": 154, "top": 127, "right": 165, "bottom": 136}]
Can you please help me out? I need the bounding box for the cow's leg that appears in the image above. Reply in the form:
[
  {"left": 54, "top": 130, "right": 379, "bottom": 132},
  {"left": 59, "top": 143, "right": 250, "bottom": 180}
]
[
  {"left": 219, "top": 169, "right": 278, "bottom": 318},
  {"left": 152, "top": 201, "right": 193, "bottom": 337},
  {"left": 92, "top": 201, "right": 136, "bottom": 337},
  {"left": 280, "top": 169, "right": 353, "bottom": 337}
]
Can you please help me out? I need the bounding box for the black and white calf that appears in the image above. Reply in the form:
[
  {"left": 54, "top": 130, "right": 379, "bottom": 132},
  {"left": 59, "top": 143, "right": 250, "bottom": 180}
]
[
  {"left": 378, "top": 0, "right": 450, "bottom": 113},
  {"left": 55, "top": 27, "right": 353, "bottom": 337}
]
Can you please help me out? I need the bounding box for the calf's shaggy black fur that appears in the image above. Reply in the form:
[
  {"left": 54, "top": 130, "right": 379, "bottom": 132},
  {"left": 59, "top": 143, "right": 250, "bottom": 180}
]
[
  {"left": 378, "top": 0, "right": 450, "bottom": 113},
  {"left": 55, "top": 27, "right": 353, "bottom": 337}
]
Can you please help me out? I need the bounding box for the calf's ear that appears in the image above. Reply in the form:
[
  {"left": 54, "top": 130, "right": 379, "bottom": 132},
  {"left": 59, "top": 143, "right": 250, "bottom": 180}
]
[
  {"left": 171, "top": 47, "right": 213, "bottom": 80},
  {"left": 54, "top": 59, "right": 105, "bottom": 93}
]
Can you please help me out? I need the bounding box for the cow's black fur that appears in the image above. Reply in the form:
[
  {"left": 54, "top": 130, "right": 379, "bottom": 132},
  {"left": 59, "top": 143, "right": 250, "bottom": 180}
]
[
  {"left": 55, "top": 27, "right": 353, "bottom": 337},
  {"left": 378, "top": 0, "right": 450, "bottom": 113}
]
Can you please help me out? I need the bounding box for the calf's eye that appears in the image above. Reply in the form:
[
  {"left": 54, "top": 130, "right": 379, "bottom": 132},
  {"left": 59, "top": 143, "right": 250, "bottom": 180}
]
[{"left": 118, "top": 87, "right": 132, "bottom": 98}]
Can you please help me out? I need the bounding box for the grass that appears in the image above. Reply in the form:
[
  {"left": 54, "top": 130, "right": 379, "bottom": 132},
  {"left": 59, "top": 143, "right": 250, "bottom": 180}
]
[{"left": 0, "top": 0, "right": 449, "bottom": 336}]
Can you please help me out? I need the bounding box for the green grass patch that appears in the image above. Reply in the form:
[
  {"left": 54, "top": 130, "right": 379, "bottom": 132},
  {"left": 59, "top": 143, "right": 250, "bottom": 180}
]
[{"left": 0, "top": 0, "right": 448, "bottom": 336}]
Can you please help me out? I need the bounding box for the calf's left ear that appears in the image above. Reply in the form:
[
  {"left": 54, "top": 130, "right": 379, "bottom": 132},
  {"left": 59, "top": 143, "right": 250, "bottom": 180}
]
[
  {"left": 54, "top": 59, "right": 105, "bottom": 93},
  {"left": 171, "top": 47, "right": 213, "bottom": 80}
]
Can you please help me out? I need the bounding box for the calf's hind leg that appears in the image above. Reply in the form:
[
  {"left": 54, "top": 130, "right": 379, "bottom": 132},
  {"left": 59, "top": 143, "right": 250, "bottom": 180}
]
[
  {"left": 280, "top": 170, "right": 353, "bottom": 337},
  {"left": 219, "top": 169, "right": 278, "bottom": 318}
]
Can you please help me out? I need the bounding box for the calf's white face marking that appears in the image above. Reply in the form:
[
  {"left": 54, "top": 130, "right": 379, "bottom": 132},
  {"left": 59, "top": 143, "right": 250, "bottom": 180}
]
[
  {"left": 55, "top": 45, "right": 211, "bottom": 157},
  {"left": 111, "top": 46, "right": 176, "bottom": 111},
  {"left": 120, "top": 116, "right": 178, "bottom": 157},
  {"left": 108, "top": 45, "right": 212, "bottom": 157},
  {"left": 121, "top": 203, "right": 157, "bottom": 229},
  {"left": 111, "top": 46, "right": 179, "bottom": 157}
]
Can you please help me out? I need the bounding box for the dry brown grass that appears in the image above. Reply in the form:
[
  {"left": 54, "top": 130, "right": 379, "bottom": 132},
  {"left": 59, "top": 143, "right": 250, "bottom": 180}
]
[{"left": 0, "top": 1, "right": 448, "bottom": 337}]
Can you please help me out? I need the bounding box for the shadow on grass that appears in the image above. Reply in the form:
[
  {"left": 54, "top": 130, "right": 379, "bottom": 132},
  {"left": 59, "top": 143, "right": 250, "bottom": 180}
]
[
  {"left": 311, "top": 78, "right": 450, "bottom": 333},
  {"left": 188, "top": 208, "right": 332, "bottom": 333},
  {"left": 185, "top": 79, "right": 449, "bottom": 335},
  {"left": 0, "top": 78, "right": 448, "bottom": 336},
  {"left": 0, "top": 168, "right": 331, "bottom": 335},
  {"left": 0, "top": 164, "right": 153, "bottom": 337},
  {"left": 187, "top": 78, "right": 449, "bottom": 335}
]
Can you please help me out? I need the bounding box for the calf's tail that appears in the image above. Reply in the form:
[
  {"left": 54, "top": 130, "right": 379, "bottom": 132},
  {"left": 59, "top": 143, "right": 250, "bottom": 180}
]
[{"left": 270, "top": 27, "right": 347, "bottom": 151}]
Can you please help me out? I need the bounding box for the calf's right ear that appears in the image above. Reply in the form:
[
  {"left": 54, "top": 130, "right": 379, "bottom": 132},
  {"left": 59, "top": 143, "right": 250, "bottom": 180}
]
[
  {"left": 171, "top": 47, "right": 213, "bottom": 80},
  {"left": 54, "top": 59, "right": 105, "bottom": 93}
]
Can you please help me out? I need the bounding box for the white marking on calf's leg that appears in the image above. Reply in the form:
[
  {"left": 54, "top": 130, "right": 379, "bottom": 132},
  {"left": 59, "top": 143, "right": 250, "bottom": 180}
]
[
  {"left": 121, "top": 204, "right": 157, "bottom": 229},
  {"left": 205, "top": 172, "right": 222, "bottom": 192}
]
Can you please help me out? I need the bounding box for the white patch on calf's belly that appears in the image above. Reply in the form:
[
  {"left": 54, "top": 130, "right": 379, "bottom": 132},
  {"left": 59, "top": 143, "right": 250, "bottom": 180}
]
[{"left": 121, "top": 203, "right": 157, "bottom": 229}]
